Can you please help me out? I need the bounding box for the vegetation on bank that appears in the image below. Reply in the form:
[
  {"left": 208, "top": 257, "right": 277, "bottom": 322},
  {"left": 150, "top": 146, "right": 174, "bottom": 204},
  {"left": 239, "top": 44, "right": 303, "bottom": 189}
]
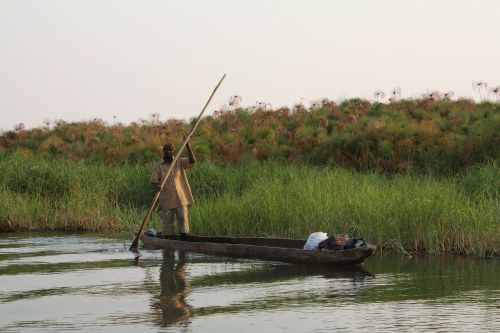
[
  {"left": 0, "top": 153, "right": 498, "bottom": 257},
  {"left": 1, "top": 98, "right": 498, "bottom": 256},
  {"left": 1, "top": 98, "right": 499, "bottom": 174}
]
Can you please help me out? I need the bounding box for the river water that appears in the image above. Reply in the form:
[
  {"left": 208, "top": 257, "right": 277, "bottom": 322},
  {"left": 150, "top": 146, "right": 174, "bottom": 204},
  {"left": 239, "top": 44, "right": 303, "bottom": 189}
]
[{"left": 0, "top": 233, "right": 498, "bottom": 332}]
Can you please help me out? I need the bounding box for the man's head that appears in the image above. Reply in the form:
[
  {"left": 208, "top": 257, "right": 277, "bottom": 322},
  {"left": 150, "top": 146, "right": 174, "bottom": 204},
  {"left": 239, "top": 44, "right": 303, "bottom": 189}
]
[{"left": 163, "top": 142, "right": 175, "bottom": 160}]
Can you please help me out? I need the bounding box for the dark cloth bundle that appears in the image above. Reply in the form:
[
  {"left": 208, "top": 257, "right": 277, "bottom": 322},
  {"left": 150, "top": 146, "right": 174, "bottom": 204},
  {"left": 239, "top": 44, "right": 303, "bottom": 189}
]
[{"left": 318, "top": 235, "right": 366, "bottom": 250}]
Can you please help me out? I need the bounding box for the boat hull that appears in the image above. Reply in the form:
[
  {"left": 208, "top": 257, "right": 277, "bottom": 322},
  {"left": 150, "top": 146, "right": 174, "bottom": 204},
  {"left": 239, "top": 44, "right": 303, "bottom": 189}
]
[{"left": 141, "top": 234, "right": 376, "bottom": 265}]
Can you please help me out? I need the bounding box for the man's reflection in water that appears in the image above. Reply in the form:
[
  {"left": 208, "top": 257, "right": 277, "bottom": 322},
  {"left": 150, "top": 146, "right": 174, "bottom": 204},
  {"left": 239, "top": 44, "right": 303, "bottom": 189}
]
[{"left": 154, "top": 250, "right": 192, "bottom": 326}]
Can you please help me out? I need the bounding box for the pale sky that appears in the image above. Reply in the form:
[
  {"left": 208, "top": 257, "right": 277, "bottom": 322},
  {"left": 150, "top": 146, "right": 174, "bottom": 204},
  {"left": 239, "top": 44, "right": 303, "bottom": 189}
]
[{"left": 1, "top": 0, "right": 499, "bottom": 130}]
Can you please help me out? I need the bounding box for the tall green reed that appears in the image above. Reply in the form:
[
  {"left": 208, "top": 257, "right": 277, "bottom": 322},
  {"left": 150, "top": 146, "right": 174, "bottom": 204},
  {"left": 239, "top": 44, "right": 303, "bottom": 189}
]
[{"left": 0, "top": 153, "right": 497, "bottom": 256}]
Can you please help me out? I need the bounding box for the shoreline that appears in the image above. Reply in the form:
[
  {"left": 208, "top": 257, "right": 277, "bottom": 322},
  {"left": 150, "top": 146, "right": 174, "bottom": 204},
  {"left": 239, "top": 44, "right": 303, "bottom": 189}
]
[{"left": 1, "top": 156, "right": 497, "bottom": 258}]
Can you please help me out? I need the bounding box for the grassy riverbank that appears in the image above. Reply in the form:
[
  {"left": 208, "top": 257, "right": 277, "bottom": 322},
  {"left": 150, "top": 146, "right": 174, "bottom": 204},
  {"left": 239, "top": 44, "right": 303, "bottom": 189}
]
[{"left": 0, "top": 153, "right": 497, "bottom": 257}]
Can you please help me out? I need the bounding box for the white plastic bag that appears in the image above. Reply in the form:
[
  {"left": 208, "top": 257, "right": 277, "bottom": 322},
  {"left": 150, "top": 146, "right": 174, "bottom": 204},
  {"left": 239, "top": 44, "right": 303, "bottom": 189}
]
[{"left": 303, "top": 232, "right": 328, "bottom": 250}]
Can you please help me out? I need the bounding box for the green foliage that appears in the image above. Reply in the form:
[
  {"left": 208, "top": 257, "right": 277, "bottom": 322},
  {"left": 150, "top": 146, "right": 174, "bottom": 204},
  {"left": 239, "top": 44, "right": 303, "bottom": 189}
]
[
  {"left": 458, "top": 161, "right": 500, "bottom": 200},
  {"left": 1, "top": 153, "right": 74, "bottom": 200},
  {"left": 0, "top": 99, "right": 499, "bottom": 174},
  {"left": 0, "top": 154, "right": 498, "bottom": 257}
]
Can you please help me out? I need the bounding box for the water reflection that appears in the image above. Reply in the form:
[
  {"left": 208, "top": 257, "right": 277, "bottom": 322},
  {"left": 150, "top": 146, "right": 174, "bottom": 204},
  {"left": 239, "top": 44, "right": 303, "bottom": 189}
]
[
  {"left": 187, "top": 263, "right": 375, "bottom": 315},
  {"left": 151, "top": 250, "right": 192, "bottom": 326},
  {"left": 0, "top": 234, "right": 498, "bottom": 332},
  {"left": 147, "top": 250, "right": 375, "bottom": 323},
  {"left": 188, "top": 262, "right": 372, "bottom": 287}
]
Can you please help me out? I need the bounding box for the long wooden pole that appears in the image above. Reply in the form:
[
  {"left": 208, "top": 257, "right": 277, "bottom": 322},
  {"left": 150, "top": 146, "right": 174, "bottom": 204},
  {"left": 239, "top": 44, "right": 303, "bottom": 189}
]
[{"left": 130, "top": 74, "right": 226, "bottom": 251}]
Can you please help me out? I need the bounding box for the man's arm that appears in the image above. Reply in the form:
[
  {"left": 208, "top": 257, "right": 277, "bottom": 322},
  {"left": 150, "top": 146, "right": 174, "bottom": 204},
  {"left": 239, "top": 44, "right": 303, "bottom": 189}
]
[
  {"left": 186, "top": 139, "right": 196, "bottom": 165},
  {"left": 150, "top": 165, "right": 161, "bottom": 191}
]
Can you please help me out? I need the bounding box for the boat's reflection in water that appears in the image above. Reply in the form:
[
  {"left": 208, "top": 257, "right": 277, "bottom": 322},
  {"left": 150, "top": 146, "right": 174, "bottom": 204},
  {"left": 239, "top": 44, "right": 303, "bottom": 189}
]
[{"left": 151, "top": 249, "right": 374, "bottom": 327}]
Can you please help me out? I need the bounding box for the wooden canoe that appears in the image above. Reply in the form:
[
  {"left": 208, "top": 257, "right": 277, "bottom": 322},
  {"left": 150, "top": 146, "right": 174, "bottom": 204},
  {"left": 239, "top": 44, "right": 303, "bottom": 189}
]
[{"left": 140, "top": 234, "right": 376, "bottom": 266}]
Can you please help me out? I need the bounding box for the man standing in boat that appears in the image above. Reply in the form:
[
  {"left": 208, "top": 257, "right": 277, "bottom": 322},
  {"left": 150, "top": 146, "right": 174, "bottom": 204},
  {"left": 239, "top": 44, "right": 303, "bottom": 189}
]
[{"left": 150, "top": 139, "right": 196, "bottom": 237}]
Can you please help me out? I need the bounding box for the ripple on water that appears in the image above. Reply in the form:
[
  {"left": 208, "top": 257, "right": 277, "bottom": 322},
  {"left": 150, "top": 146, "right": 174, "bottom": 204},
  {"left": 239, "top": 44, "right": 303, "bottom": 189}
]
[{"left": 0, "top": 233, "right": 498, "bottom": 332}]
